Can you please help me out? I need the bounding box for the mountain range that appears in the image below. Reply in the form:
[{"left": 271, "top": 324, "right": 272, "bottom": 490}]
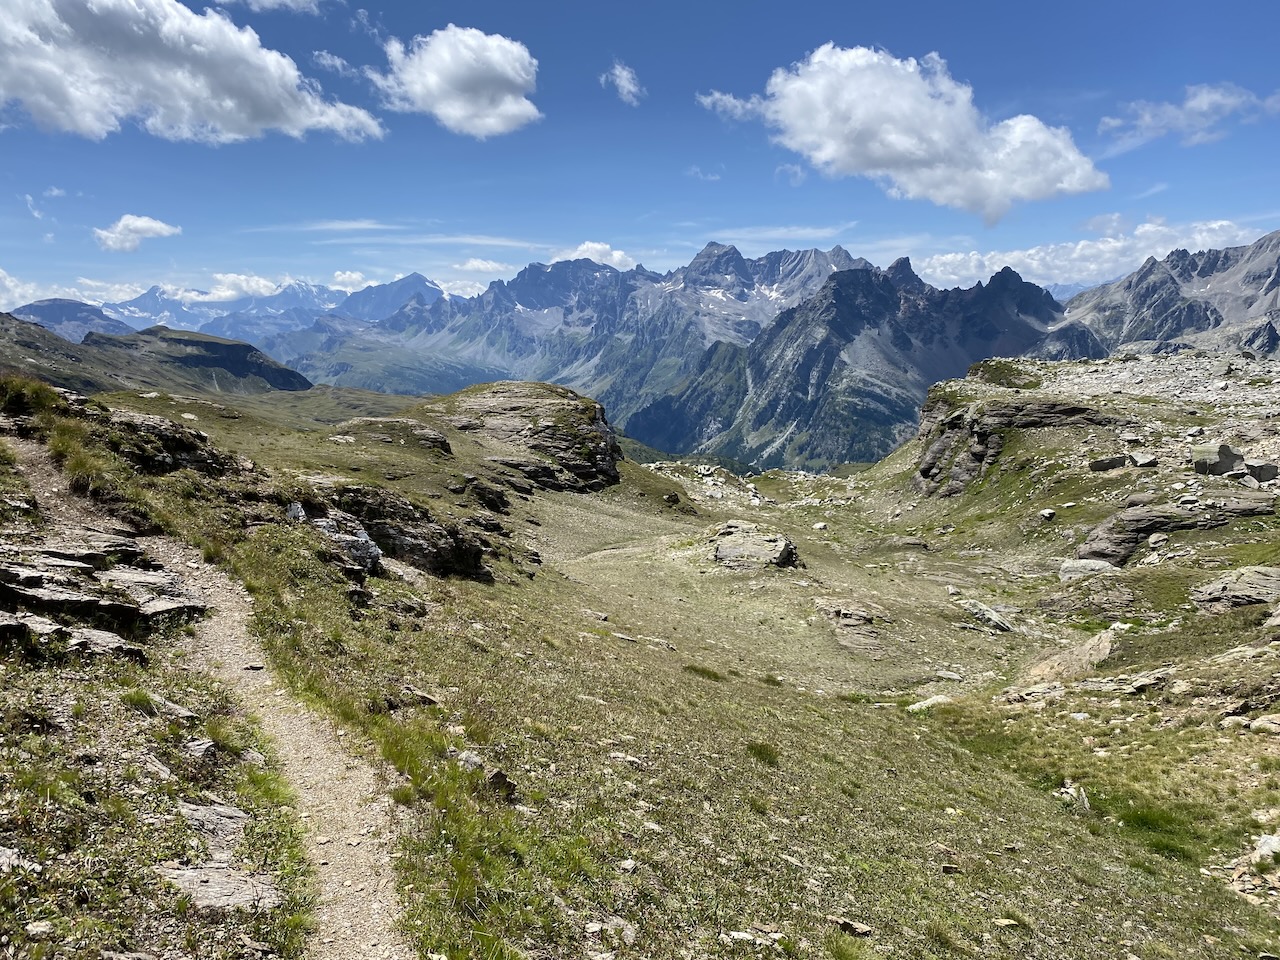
[{"left": 12, "top": 229, "right": 1280, "bottom": 470}]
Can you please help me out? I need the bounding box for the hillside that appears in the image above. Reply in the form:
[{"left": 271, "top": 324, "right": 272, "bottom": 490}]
[
  {"left": 4, "top": 348, "right": 1280, "bottom": 959},
  {"left": 0, "top": 313, "right": 313, "bottom": 395}
]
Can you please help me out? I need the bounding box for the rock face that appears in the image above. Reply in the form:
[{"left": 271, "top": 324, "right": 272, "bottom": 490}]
[
  {"left": 915, "top": 397, "right": 1118, "bottom": 497},
  {"left": 709, "top": 521, "right": 799, "bottom": 568},
  {"left": 628, "top": 263, "right": 1062, "bottom": 470},
  {"left": 1062, "top": 229, "right": 1280, "bottom": 355}
]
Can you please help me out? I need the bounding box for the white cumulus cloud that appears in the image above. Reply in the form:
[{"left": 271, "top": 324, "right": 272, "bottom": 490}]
[
  {"left": 332, "top": 270, "right": 371, "bottom": 290},
  {"left": 916, "top": 217, "right": 1263, "bottom": 288},
  {"left": 1099, "top": 82, "right": 1280, "bottom": 154},
  {"left": 0, "top": 0, "right": 382, "bottom": 143},
  {"left": 600, "top": 61, "right": 645, "bottom": 106},
  {"left": 93, "top": 214, "right": 182, "bottom": 253},
  {"left": 451, "top": 258, "right": 514, "bottom": 273},
  {"left": 551, "top": 242, "right": 636, "bottom": 269},
  {"left": 43, "top": 186, "right": 65, "bottom": 198},
  {"left": 438, "top": 280, "right": 486, "bottom": 298},
  {"left": 368, "top": 24, "right": 541, "bottom": 139},
  {"left": 698, "top": 45, "right": 1108, "bottom": 223},
  {"left": 201, "top": 272, "right": 281, "bottom": 300},
  {"left": 0, "top": 266, "right": 41, "bottom": 310},
  {"left": 232, "top": 0, "right": 320, "bottom": 12}
]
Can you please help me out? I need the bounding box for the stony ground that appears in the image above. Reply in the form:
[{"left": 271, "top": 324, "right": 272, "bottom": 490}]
[{"left": 1, "top": 427, "right": 411, "bottom": 957}]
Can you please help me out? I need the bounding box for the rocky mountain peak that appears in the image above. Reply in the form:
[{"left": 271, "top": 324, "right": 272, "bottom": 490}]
[
  {"left": 684, "top": 242, "right": 753, "bottom": 292},
  {"left": 885, "top": 256, "right": 927, "bottom": 293}
]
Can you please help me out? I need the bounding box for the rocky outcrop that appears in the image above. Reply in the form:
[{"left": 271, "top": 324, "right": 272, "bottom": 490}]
[
  {"left": 103, "top": 409, "right": 244, "bottom": 476},
  {"left": 289, "top": 485, "right": 492, "bottom": 580},
  {"left": 425, "top": 381, "right": 624, "bottom": 492},
  {"left": 1193, "top": 566, "right": 1280, "bottom": 610},
  {"left": 0, "top": 527, "right": 205, "bottom": 656},
  {"left": 915, "top": 396, "right": 1120, "bottom": 497},
  {"left": 1077, "top": 492, "right": 1275, "bottom": 566}
]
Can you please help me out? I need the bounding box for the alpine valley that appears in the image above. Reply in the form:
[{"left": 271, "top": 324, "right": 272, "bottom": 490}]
[{"left": 12, "top": 230, "right": 1280, "bottom": 471}]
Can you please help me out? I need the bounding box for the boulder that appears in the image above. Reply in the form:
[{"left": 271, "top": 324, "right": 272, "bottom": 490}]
[
  {"left": 1247, "top": 460, "right": 1280, "bottom": 483},
  {"left": 1089, "top": 455, "right": 1128, "bottom": 472},
  {"left": 1129, "top": 451, "right": 1159, "bottom": 468},
  {"left": 955, "top": 598, "right": 1013, "bottom": 632},
  {"left": 1192, "top": 444, "right": 1245, "bottom": 476},
  {"left": 710, "top": 521, "right": 799, "bottom": 568}
]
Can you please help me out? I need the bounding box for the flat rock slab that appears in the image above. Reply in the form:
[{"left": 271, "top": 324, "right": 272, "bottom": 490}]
[
  {"left": 0, "top": 579, "right": 140, "bottom": 624},
  {"left": 1193, "top": 566, "right": 1280, "bottom": 609},
  {"left": 710, "top": 520, "right": 799, "bottom": 568},
  {"left": 1059, "top": 558, "right": 1118, "bottom": 581},
  {"left": 154, "top": 865, "right": 280, "bottom": 912},
  {"left": 67, "top": 627, "right": 148, "bottom": 663},
  {"left": 178, "top": 802, "right": 248, "bottom": 858}
]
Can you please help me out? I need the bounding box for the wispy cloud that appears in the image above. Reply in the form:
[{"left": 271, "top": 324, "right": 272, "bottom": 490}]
[
  {"left": 713, "top": 221, "right": 860, "bottom": 248},
  {"left": 775, "top": 163, "right": 806, "bottom": 187},
  {"left": 312, "top": 50, "right": 357, "bottom": 79},
  {"left": 1132, "top": 182, "right": 1169, "bottom": 200},
  {"left": 309, "top": 232, "right": 540, "bottom": 249},
  {"left": 685, "top": 165, "right": 721, "bottom": 182},
  {"left": 244, "top": 218, "right": 411, "bottom": 234},
  {"left": 1099, "top": 82, "right": 1280, "bottom": 154},
  {"left": 600, "top": 61, "right": 645, "bottom": 106}
]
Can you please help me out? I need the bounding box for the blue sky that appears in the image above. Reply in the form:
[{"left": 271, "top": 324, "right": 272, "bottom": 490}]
[{"left": 1, "top": 0, "right": 1278, "bottom": 309}]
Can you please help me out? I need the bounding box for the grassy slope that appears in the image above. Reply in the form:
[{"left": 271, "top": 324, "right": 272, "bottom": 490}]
[{"left": 8, "top": 362, "right": 1280, "bottom": 959}]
